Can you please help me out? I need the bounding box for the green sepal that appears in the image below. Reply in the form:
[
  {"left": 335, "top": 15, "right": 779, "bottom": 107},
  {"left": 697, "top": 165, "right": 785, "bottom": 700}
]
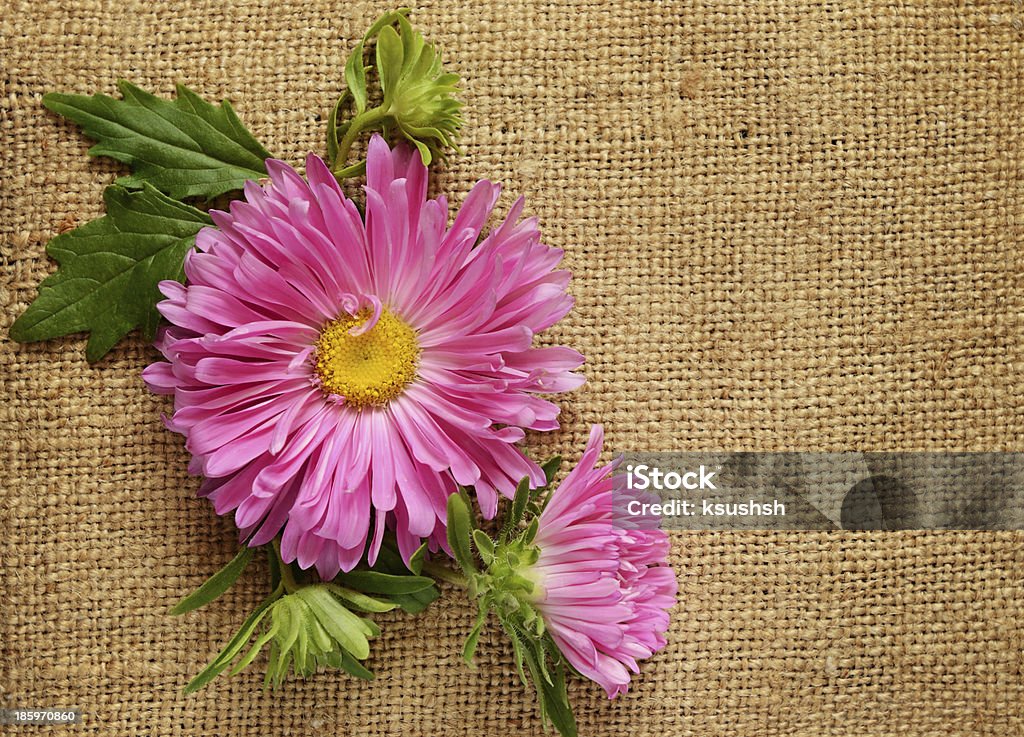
[
  {"left": 43, "top": 80, "right": 270, "bottom": 200},
  {"left": 169, "top": 546, "right": 255, "bottom": 615},
  {"left": 9, "top": 184, "right": 212, "bottom": 362}
]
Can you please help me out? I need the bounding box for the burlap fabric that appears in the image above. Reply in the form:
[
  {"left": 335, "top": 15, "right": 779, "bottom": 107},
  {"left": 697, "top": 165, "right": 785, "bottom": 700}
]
[{"left": 2, "top": 1, "right": 1022, "bottom": 734}]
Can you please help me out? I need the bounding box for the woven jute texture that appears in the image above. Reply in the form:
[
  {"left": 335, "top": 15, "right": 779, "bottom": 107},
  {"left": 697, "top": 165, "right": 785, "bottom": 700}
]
[{"left": 2, "top": 1, "right": 1023, "bottom": 735}]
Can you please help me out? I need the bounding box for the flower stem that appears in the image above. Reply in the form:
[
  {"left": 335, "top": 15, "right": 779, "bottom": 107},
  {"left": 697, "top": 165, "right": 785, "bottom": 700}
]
[
  {"left": 272, "top": 539, "right": 302, "bottom": 594},
  {"left": 422, "top": 558, "right": 469, "bottom": 588},
  {"left": 332, "top": 106, "right": 389, "bottom": 174}
]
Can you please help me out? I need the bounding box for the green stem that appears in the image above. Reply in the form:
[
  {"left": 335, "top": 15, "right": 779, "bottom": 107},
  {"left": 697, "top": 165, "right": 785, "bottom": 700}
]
[
  {"left": 272, "top": 539, "right": 302, "bottom": 594},
  {"left": 422, "top": 558, "right": 469, "bottom": 588},
  {"left": 332, "top": 106, "right": 390, "bottom": 173}
]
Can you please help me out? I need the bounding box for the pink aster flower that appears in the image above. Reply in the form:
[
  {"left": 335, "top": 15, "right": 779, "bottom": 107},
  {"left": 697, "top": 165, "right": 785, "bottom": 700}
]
[
  {"left": 143, "top": 135, "right": 584, "bottom": 578},
  {"left": 529, "top": 425, "right": 677, "bottom": 698}
]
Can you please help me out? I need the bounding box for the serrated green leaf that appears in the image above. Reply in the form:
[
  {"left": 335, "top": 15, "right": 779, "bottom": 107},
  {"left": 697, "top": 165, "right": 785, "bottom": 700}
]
[
  {"left": 169, "top": 546, "right": 254, "bottom": 615},
  {"left": 9, "top": 184, "right": 211, "bottom": 361},
  {"left": 43, "top": 80, "right": 270, "bottom": 200}
]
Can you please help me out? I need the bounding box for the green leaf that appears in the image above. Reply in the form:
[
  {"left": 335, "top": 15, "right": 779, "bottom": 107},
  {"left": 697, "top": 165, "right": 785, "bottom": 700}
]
[
  {"left": 267, "top": 545, "right": 282, "bottom": 594},
  {"left": 537, "top": 659, "right": 577, "bottom": 737},
  {"left": 407, "top": 541, "right": 428, "bottom": 576},
  {"left": 228, "top": 622, "right": 279, "bottom": 677},
  {"left": 522, "top": 517, "right": 540, "bottom": 546},
  {"left": 169, "top": 547, "right": 254, "bottom": 615},
  {"left": 368, "top": 542, "right": 440, "bottom": 613},
  {"left": 446, "top": 493, "right": 478, "bottom": 576},
  {"left": 183, "top": 594, "right": 276, "bottom": 694},
  {"left": 333, "top": 570, "right": 435, "bottom": 595},
  {"left": 9, "top": 184, "right": 212, "bottom": 362},
  {"left": 324, "top": 650, "right": 375, "bottom": 680},
  {"left": 462, "top": 600, "right": 490, "bottom": 666},
  {"left": 323, "top": 583, "right": 397, "bottom": 613},
  {"left": 43, "top": 80, "right": 270, "bottom": 200}
]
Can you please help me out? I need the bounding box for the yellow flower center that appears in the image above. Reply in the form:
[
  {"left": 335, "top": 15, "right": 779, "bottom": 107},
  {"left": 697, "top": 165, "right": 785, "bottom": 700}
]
[{"left": 314, "top": 307, "right": 420, "bottom": 408}]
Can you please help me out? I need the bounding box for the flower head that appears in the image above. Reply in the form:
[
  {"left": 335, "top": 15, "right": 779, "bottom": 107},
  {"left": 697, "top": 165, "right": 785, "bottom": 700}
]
[
  {"left": 529, "top": 426, "right": 677, "bottom": 698},
  {"left": 450, "top": 425, "right": 677, "bottom": 713},
  {"left": 144, "top": 135, "right": 583, "bottom": 579}
]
